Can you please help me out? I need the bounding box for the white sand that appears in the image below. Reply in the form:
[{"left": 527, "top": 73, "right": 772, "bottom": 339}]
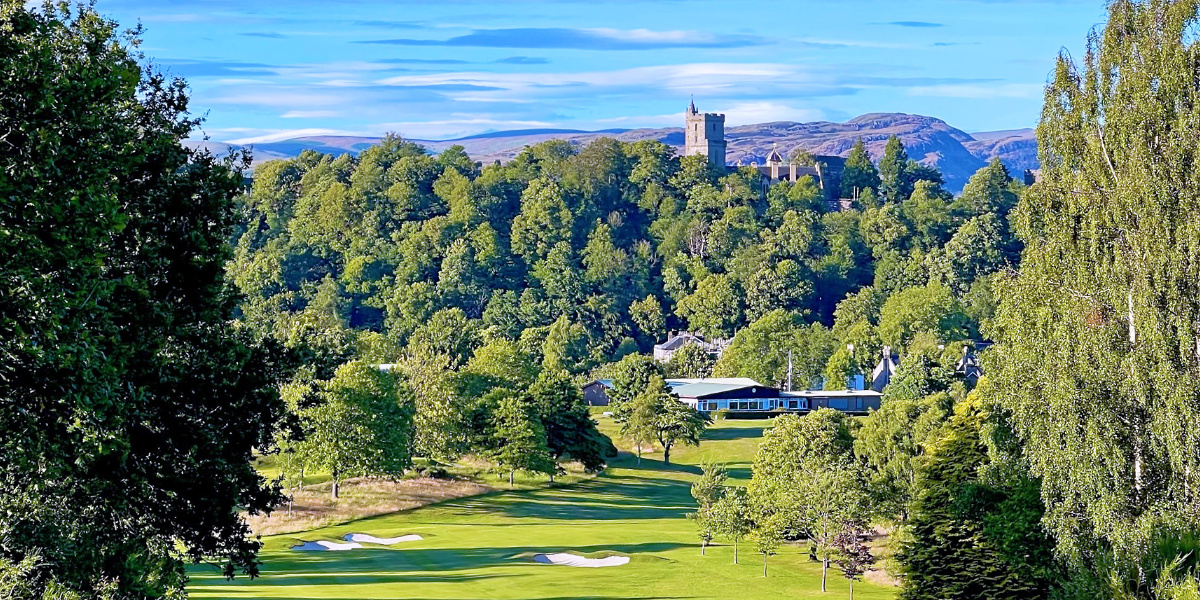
[
  {"left": 532, "top": 553, "right": 630, "bottom": 568},
  {"left": 291, "top": 540, "right": 363, "bottom": 551},
  {"left": 343, "top": 533, "right": 423, "bottom": 545}
]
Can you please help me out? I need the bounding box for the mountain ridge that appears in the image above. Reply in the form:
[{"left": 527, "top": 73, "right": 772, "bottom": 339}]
[{"left": 190, "top": 113, "right": 1037, "bottom": 193}]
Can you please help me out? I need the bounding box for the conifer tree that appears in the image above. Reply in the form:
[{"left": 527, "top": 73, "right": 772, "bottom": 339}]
[
  {"left": 841, "top": 139, "right": 882, "bottom": 201},
  {"left": 878, "top": 136, "right": 912, "bottom": 202}
]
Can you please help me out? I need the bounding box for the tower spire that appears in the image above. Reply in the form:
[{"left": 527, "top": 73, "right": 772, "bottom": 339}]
[{"left": 688, "top": 95, "right": 697, "bottom": 115}]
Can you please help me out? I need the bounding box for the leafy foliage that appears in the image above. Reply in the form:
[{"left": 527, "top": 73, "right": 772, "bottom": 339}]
[{"left": 0, "top": 3, "right": 304, "bottom": 595}]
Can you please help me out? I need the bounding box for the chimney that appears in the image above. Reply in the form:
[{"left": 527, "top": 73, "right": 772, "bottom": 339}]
[{"left": 790, "top": 163, "right": 797, "bottom": 181}]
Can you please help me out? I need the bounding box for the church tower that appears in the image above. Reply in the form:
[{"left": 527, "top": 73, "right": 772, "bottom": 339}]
[{"left": 684, "top": 99, "right": 727, "bottom": 169}]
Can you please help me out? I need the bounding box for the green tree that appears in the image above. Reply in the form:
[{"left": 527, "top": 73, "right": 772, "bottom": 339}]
[
  {"left": 607, "top": 353, "right": 665, "bottom": 420},
  {"left": 654, "top": 390, "right": 710, "bottom": 465},
  {"left": 511, "top": 177, "right": 573, "bottom": 260},
  {"left": 541, "top": 314, "right": 591, "bottom": 375},
  {"left": 822, "top": 346, "right": 857, "bottom": 391},
  {"left": 690, "top": 462, "right": 729, "bottom": 555},
  {"left": 665, "top": 341, "right": 716, "bottom": 378},
  {"left": 878, "top": 283, "right": 968, "bottom": 351},
  {"left": 528, "top": 370, "right": 614, "bottom": 475},
  {"left": 0, "top": 4, "right": 301, "bottom": 593},
  {"left": 752, "top": 518, "right": 784, "bottom": 577},
  {"left": 841, "top": 139, "right": 881, "bottom": 200},
  {"left": 629, "top": 294, "right": 666, "bottom": 341},
  {"left": 488, "top": 392, "right": 555, "bottom": 486},
  {"left": 621, "top": 381, "right": 661, "bottom": 464},
  {"left": 750, "top": 410, "right": 867, "bottom": 591},
  {"left": 715, "top": 311, "right": 835, "bottom": 390},
  {"left": 712, "top": 487, "right": 755, "bottom": 564},
  {"left": 854, "top": 392, "right": 954, "bottom": 521},
  {"left": 407, "top": 307, "right": 482, "bottom": 368},
  {"left": 878, "top": 135, "right": 912, "bottom": 202},
  {"left": 897, "top": 399, "right": 1054, "bottom": 600},
  {"left": 296, "top": 361, "right": 415, "bottom": 499},
  {"left": 953, "top": 158, "right": 1019, "bottom": 219},
  {"left": 676, "top": 274, "right": 743, "bottom": 338},
  {"left": 989, "top": 0, "right": 1200, "bottom": 583}
]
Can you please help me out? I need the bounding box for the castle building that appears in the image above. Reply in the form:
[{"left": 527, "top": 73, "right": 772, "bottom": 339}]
[
  {"left": 684, "top": 99, "right": 727, "bottom": 169},
  {"left": 684, "top": 100, "right": 846, "bottom": 208}
]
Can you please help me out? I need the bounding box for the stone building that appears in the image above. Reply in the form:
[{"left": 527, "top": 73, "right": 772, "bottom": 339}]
[
  {"left": 684, "top": 99, "right": 727, "bottom": 169},
  {"left": 685, "top": 101, "right": 845, "bottom": 206}
]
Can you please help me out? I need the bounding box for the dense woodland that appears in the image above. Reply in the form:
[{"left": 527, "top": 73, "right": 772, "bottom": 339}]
[
  {"left": 8, "top": 1, "right": 1200, "bottom": 599},
  {"left": 226, "top": 131, "right": 1020, "bottom": 390}
]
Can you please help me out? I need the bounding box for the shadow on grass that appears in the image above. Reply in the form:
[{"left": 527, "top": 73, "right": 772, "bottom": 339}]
[
  {"left": 699, "top": 426, "right": 766, "bottom": 442},
  {"left": 201, "top": 542, "right": 694, "bottom": 587},
  {"left": 270, "top": 597, "right": 691, "bottom": 600}
]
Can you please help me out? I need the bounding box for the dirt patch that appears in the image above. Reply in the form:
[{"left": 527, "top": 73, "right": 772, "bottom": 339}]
[
  {"left": 248, "top": 477, "right": 490, "bottom": 536},
  {"left": 864, "top": 567, "right": 901, "bottom": 588}
]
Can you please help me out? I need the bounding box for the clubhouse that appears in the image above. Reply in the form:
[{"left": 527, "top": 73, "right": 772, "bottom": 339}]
[{"left": 582, "top": 377, "right": 883, "bottom": 415}]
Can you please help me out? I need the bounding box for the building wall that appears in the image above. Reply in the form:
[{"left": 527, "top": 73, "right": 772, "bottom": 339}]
[
  {"left": 685, "top": 112, "right": 726, "bottom": 168},
  {"left": 682, "top": 396, "right": 808, "bottom": 412},
  {"left": 583, "top": 384, "right": 610, "bottom": 406}
]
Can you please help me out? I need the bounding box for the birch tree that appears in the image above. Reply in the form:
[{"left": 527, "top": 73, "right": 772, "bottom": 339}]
[{"left": 989, "top": 0, "right": 1200, "bottom": 585}]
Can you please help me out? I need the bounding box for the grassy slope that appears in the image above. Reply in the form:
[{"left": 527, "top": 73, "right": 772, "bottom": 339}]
[{"left": 189, "top": 418, "right": 896, "bottom": 600}]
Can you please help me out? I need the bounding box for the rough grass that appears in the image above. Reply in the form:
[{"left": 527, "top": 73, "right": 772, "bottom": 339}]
[
  {"left": 247, "top": 477, "right": 491, "bottom": 536},
  {"left": 192, "top": 417, "right": 898, "bottom": 600}
]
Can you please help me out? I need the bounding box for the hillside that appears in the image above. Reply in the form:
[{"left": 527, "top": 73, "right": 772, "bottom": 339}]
[{"left": 194, "top": 114, "right": 1037, "bottom": 193}]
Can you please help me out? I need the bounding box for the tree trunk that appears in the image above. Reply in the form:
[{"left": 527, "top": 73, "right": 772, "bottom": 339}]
[
  {"left": 636, "top": 443, "right": 642, "bottom": 465},
  {"left": 701, "top": 539, "right": 706, "bottom": 555},
  {"left": 549, "top": 470, "right": 554, "bottom": 484},
  {"left": 849, "top": 578, "right": 854, "bottom": 600},
  {"left": 734, "top": 538, "right": 738, "bottom": 564},
  {"left": 509, "top": 470, "right": 514, "bottom": 486},
  {"left": 663, "top": 443, "right": 671, "bottom": 465},
  {"left": 763, "top": 553, "right": 768, "bottom": 577},
  {"left": 821, "top": 558, "right": 828, "bottom": 592},
  {"left": 331, "top": 469, "right": 340, "bottom": 500}
]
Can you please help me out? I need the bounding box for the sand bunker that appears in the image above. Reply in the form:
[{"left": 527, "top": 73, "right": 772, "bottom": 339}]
[
  {"left": 532, "top": 553, "right": 630, "bottom": 568},
  {"left": 343, "top": 533, "right": 423, "bottom": 545},
  {"left": 291, "top": 540, "right": 363, "bottom": 551}
]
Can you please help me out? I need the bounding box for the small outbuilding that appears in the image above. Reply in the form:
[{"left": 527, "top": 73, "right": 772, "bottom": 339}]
[{"left": 582, "top": 379, "right": 613, "bottom": 406}]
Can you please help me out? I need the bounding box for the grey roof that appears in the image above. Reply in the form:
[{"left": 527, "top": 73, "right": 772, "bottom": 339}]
[
  {"left": 766, "top": 145, "right": 784, "bottom": 164},
  {"left": 584, "top": 379, "right": 614, "bottom": 389},
  {"left": 667, "top": 377, "right": 760, "bottom": 387},
  {"left": 673, "top": 381, "right": 771, "bottom": 398}
]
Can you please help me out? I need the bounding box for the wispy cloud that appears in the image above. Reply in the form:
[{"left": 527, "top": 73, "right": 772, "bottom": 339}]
[
  {"left": 282, "top": 110, "right": 342, "bottom": 118},
  {"left": 354, "top": 20, "right": 427, "bottom": 29},
  {"left": 377, "top": 58, "right": 470, "bottom": 65},
  {"left": 156, "top": 59, "right": 278, "bottom": 78},
  {"left": 907, "top": 82, "right": 1043, "bottom": 99},
  {"left": 229, "top": 128, "right": 361, "bottom": 145},
  {"left": 241, "top": 32, "right": 286, "bottom": 38},
  {"left": 357, "top": 27, "right": 767, "bottom": 50},
  {"left": 495, "top": 56, "right": 549, "bottom": 65},
  {"left": 378, "top": 118, "right": 557, "bottom": 139},
  {"left": 722, "top": 101, "right": 824, "bottom": 126},
  {"left": 884, "top": 21, "right": 944, "bottom": 28}
]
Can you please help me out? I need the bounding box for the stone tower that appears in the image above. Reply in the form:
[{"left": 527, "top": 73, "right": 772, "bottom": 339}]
[{"left": 684, "top": 99, "right": 727, "bottom": 169}]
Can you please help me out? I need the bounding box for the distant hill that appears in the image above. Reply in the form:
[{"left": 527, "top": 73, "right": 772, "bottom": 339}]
[{"left": 189, "top": 114, "right": 1038, "bottom": 194}]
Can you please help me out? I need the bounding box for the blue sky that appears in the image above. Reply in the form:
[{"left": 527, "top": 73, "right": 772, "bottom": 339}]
[{"left": 91, "top": 0, "right": 1108, "bottom": 143}]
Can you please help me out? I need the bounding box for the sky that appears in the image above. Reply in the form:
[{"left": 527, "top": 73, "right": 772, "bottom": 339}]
[{"left": 88, "top": 0, "right": 1110, "bottom": 144}]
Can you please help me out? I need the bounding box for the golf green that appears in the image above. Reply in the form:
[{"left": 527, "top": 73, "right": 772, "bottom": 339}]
[{"left": 188, "top": 418, "right": 898, "bottom": 599}]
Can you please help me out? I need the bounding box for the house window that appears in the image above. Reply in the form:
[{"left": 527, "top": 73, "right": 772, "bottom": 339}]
[{"left": 789, "top": 400, "right": 798, "bottom": 409}]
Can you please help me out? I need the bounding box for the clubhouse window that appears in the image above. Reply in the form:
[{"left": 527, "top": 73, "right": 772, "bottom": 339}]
[{"left": 730, "top": 401, "right": 762, "bottom": 411}]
